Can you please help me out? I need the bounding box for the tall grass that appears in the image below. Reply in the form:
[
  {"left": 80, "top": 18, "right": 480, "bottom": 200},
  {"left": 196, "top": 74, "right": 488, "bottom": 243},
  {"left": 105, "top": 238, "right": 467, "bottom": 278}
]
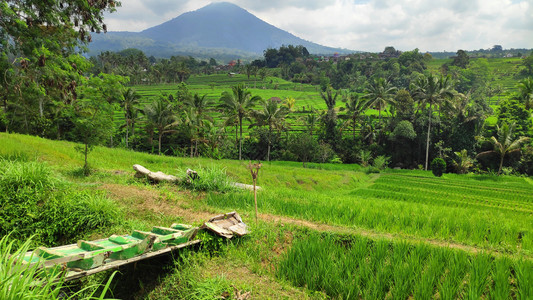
[
  {"left": 277, "top": 232, "right": 533, "bottom": 299},
  {"left": 0, "top": 159, "right": 121, "bottom": 246},
  {"left": 0, "top": 235, "right": 116, "bottom": 300},
  {"left": 176, "top": 165, "right": 235, "bottom": 192}
]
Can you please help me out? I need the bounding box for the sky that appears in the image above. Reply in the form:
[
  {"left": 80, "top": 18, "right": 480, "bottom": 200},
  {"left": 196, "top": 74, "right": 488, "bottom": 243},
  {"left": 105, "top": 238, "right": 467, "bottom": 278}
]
[{"left": 103, "top": 0, "right": 533, "bottom": 52}]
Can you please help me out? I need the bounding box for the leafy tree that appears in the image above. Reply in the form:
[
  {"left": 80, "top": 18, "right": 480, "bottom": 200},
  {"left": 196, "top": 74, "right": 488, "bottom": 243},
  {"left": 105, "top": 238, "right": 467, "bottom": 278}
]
[
  {"left": 477, "top": 122, "right": 530, "bottom": 175},
  {"left": 393, "top": 89, "right": 415, "bottom": 120},
  {"left": 431, "top": 158, "right": 446, "bottom": 177},
  {"left": 410, "top": 74, "right": 455, "bottom": 170},
  {"left": 73, "top": 74, "right": 125, "bottom": 174},
  {"left": 143, "top": 96, "right": 178, "bottom": 155},
  {"left": 251, "top": 100, "right": 289, "bottom": 161},
  {"left": 522, "top": 54, "right": 533, "bottom": 75},
  {"left": 219, "top": 85, "right": 261, "bottom": 160},
  {"left": 289, "top": 133, "right": 318, "bottom": 167},
  {"left": 497, "top": 99, "right": 530, "bottom": 137},
  {"left": 452, "top": 50, "right": 470, "bottom": 68},
  {"left": 0, "top": 0, "right": 119, "bottom": 135}
]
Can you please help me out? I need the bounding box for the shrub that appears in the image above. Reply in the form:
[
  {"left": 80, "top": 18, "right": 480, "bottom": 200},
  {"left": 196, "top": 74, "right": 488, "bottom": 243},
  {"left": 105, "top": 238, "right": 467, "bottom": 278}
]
[
  {"left": 0, "top": 160, "right": 120, "bottom": 246},
  {"left": 372, "top": 155, "right": 390, "bottom": 170},
  {"left": 431, "top": 158, "right": 446, "bottom": 177}
]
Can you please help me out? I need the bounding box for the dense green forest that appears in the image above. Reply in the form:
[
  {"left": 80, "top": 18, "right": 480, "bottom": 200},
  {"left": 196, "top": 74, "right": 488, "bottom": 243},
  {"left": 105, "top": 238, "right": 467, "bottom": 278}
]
[
  {"left": 1, "top": 0, "right": 533, "bottom": 177},
  {"left": 3, "top": 39, "right": 533, "bottom": 175}
]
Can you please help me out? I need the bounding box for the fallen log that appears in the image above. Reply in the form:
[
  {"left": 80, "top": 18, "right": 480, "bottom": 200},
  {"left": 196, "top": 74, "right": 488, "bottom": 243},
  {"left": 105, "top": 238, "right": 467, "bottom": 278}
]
[
  {"left": 231, "top": 182, "right": 262, "bottom": 191},
  {"left": 133, "top": 164, "right": 179, "bottom": 183},
  {"left": 132, "top": 164, "right": 263, "bottom": 190}
]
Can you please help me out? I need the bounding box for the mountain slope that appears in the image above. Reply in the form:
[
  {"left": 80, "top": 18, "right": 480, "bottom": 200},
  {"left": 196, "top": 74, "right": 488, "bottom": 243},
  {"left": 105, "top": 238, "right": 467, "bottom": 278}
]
[{"left": 89, "top": 2, "right": 352, "bottom": 59}]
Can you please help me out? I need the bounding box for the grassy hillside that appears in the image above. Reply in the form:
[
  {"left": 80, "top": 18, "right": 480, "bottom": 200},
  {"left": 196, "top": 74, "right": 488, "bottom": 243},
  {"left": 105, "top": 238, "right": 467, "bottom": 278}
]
[{"left": 1, "top": 133, "right": 532, "bottom": 299}]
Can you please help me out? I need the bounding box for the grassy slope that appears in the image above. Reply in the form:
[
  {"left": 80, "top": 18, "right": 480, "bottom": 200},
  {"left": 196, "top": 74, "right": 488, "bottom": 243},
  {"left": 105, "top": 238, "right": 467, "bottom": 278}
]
[{"left": 2, "top": 132, "right": 532, "bottom": 298}]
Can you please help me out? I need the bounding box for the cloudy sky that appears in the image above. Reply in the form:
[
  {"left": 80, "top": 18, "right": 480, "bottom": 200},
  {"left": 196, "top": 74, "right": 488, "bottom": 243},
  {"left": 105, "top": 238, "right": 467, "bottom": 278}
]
[{"left": 103, "top": 0, "right": 533, "bottom": 52}]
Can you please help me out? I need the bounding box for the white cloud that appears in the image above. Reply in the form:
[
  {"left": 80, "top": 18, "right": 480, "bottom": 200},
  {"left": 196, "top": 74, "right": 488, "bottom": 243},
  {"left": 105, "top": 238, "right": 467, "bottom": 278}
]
[{"left": 103, "top": 0, "right": 533, "bottom": 52}]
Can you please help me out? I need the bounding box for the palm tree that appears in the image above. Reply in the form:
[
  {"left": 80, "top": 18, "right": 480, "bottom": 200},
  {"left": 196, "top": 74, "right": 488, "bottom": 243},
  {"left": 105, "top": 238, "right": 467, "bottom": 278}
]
[
  {"left": 184, "top": 93, "right": 212, "bottom": 120},
  {"left": 320, "top": 86, "right": 339, "bottom": 144},
  {"left": 143, "top": 97, "right": 178, "bottom": 155},
  {"left": 183, "top": 93, "right": 213, "bottom": 157},
  {"left": 410, "top": 74, "right": 455, "bottom": 170},
  {"left": 477, "top": 122, "right": 529, "bottom": 175},
  {"left": 182, "top": 107, "right": 206, "bottom": 157},
  {"left": 363, "top": 77, "right": 397, "bottom": 126},
  {"left": 452, "top": 149, "right": 474, "bottom": 174},
  {"left": 283, "top": 97, "right": 296, "bottom": 111},
  {"left": 516, "top": 77, "right": 533, "bottom": 109},
  {"left": 251, "top": 100, "right": 289, "bottom": 161},
  {"left": 343, "top": 93, "right": 369, "bottom": 140},
  {"left": 121, "top": 87, "right": 141, "bottom": 148},
  {"left": 300, "top": 110, "right": 318, "bottom": 136},
  {"left": 219, "top": 84, "right": 261, "bottom": 160}
]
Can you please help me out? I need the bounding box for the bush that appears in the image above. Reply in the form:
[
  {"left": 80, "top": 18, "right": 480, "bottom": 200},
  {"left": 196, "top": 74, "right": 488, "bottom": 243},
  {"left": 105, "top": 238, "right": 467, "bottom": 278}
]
[
  {"left": 372, "top": 155, "right": 390, "bottom": 170},
  {"left": 0, "top": 160, "right": 120, "bottom": 246},
  {"left": 431, "top": 158, "right": 446, "bottom": 177}
]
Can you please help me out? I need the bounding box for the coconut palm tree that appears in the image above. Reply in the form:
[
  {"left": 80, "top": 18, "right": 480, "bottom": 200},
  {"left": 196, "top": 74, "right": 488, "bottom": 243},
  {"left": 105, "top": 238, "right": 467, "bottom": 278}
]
[
  {"left": 184, "top": 93, "right": 212, "bottom": 120},
  {"left": 219, "top": 84, "right": 261, "bottom": 160},
  {"left": 516, "top": 77, "right": 533, "bottom": 109},
  {"left": 477, "top": 122, "right": 529, "bottom": 175},
  {"left": 320, "top": 86, "right": 339, "bottom": 144},
  {"left": 343, "top": 93, "right": 370, "bottom": 140},
  {"left": 121, "top": 87, "right": 141, "bottom": 148},
  {"left": 182, "top": 107, "right": 207, "bottom": 157},
  {"left": 251, "top": 100, "right": 289, "bottom": 161},
  {"left": 300, "top": 109, "right": 318, "bottom": 136},
  {"left": 410, "top": 74, "right": 455, "bottom": 170},
  {"left": 363, "top": 77, "right": 397, "bottom": 126},
  {"left": 143, "top": 96, "right": 178, "bottom": 155}
]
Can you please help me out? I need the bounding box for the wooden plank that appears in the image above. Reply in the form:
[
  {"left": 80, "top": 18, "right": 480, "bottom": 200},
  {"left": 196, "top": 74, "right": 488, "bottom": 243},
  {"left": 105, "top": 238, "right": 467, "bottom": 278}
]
[{"left": 63, "top": 239, "right": 201, "bottom": 281}]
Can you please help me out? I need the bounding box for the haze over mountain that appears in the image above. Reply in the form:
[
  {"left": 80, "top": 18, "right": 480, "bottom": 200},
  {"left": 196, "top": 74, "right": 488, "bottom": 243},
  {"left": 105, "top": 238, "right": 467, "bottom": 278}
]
[{"left": 89, "top": 2, "right": 352, "bottom": 61}]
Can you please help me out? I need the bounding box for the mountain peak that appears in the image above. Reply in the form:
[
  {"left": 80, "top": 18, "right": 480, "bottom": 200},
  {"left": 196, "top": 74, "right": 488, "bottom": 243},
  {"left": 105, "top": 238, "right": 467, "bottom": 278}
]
[{"left": 90, "top": 2, "right": 351, "bottom": 59}]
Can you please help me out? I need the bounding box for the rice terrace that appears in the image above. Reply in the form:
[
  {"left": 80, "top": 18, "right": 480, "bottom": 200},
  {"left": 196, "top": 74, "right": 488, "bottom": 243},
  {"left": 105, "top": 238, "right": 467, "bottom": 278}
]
[{"left": 1, "top": 0, "right": 533, "bottom": 299}]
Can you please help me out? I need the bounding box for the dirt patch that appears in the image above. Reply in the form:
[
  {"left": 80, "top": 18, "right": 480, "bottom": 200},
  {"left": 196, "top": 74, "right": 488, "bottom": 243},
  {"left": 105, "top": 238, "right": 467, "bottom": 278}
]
[
  {"left": 202, "top": 259, "right": 318, "bottom": 299},
  {"left": 100, "top": 183, "right": 214, "bottom": 224}
]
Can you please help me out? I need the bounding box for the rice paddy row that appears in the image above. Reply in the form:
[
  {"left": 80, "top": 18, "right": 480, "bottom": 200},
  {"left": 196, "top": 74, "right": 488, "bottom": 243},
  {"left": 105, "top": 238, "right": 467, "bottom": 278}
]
[
  {"left": 206, "top": 172, "right": 533, "bottom": 256},
  {"left": 277, "top": 232, "right": 533, "bottom": 299}
]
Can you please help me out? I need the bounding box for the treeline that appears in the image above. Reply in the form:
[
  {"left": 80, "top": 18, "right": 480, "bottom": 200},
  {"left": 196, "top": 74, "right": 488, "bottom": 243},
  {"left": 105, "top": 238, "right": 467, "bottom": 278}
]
[{"left": 88, "top": 48, "right": 221, "bottom": 85}]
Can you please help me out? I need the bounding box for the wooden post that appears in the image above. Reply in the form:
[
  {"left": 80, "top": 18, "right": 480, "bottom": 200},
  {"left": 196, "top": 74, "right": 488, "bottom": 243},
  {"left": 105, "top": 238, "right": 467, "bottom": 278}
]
[{"left": 248, "top": 161, "right": 262, "bottom": 224}]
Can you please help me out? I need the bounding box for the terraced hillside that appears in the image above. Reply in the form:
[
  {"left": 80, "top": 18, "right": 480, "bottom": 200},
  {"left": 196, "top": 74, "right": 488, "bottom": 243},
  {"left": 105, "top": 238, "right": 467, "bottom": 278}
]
[{"left": 1, "top": 133, "right": 532, "bottom": 299}]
